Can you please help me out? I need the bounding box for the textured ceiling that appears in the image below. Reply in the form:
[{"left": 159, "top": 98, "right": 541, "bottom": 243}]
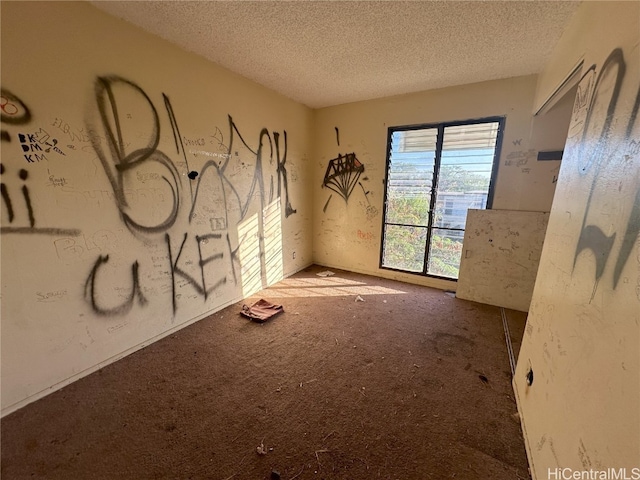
[{"left": 91, "top": 1, "right": 581, "bottom": 109}]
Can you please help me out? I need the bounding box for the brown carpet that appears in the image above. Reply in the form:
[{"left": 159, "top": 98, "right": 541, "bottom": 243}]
[{"left": 1, "top": 265, "right": 530, "bottom": 480}]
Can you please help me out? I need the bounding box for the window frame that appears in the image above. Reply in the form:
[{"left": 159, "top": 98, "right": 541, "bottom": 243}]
[{"left": 379, "top": 116, "right": 506, "bottom": 280}]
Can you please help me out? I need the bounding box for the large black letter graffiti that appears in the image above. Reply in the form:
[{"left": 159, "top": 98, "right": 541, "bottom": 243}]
[
  {"left": 196, "top": 233, "right": 228, "bottom": 295},
  {"left": 166, "top": 233, "right": 203, "bottom": 315},
  {"left": 0, "top": 163, "right": 80, "bottom": 236},
  {"left": 90, "top": 76, "right": 181, "bottom": 235},
  {"left": 188, "top": 116, "right": 292, "bottom": 292},
  {"left": 190, "top": 115, "right": 297, "bottom": 224},
  {"left": 82, "top": 76, "right": 301, "bottom": 315},
  {"left": 612, "top": 83, "right": 640, "bottom": 289},
  {"left": 163, "top": 93, "right": 194, "bottom": 203},
  {"left": 573, "top": 48, "right": 640, "bottom": 295},
  {"left": 0, "top": 89, "right": 80, "bottom": 236},
  {"left": 84, "top": 255, "right": 147, "bottom": 316},
  {"left": 273, "top": 131, "right": 297, "bottom": 218},
  {"left": 0, "top": 163, "right": 14, "bottom": 222}
]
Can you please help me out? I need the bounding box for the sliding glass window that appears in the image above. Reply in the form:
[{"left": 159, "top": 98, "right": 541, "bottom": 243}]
[{"left": 380, "top": 117, "right": 504, "bottom": 280}]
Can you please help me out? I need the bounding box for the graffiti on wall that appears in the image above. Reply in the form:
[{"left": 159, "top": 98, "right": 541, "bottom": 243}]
[
  {"left": 1, "top": 75, "right": 299, "bottom": 316},
  {"left": 322, "top": 127, "right": 376, "bottom": 219},
  {"left": 1, "top": 90, "right": 81, "bottom": 237},
  {"left": 323, "top": 152, "right": 364, "bottom": 205},
  {"left": 571, "top": 48, "right": 640, "bottom": 298},
  {"left": 90, "top": 76, "right": 183, "bottom": 235},
  {"left": 84, "top": 254, "right": 148, "bottom": 317}
]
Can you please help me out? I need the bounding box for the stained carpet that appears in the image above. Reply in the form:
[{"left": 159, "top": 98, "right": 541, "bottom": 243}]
[{"left": 1, "top": 265, "right": 530, "bottom": 479}]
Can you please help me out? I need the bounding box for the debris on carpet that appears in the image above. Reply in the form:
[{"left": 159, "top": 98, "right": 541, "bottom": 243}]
[
  {"left": 316, "top": 270, "right": 335, "bottom": 277},
  {"left": 241, "top": 299, "right": 284, "bottom": 323},
  {"left": 256, "top": 439, "right": 268, "bottom": 456}
]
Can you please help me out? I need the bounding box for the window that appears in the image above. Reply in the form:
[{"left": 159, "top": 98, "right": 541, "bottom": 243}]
[{"left": 380, "top": 117, "right": 504, "bottom": 279}]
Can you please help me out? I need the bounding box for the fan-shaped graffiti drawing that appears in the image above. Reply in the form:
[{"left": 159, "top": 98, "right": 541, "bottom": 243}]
[{"left": 323, "top": 153, "right": 364, "bottom": 203}]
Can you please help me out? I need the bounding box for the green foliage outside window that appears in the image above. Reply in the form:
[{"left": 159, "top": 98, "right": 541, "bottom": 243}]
[{"left": 383, "top": 195, "right": 464, "bottom": 277}]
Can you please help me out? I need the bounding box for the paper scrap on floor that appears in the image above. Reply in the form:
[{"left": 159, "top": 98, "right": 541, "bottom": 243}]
[
  {"left": 241, "top": 299, "right": 284, "bottom": 323},
  {"left": 316, "top": 271, "right": 335, "bottom": 277}
]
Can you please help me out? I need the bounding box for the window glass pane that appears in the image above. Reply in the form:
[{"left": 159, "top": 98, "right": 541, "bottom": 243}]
[
  {"left": 381, "top": 225, "right": 427, "bottom": 272},
  {"left": 442, "top": 122, "right": 499, "bottom": 150},
  {"left": 440, "top": 122, "right": 498, "bottom": 189},
  {"left": 399, "top": 129, "right": 438, "bottom": 153},
  {"left": 427, "top": 228, "right": 464, "bottom": 278},
  {"left": 384, "top": 129, "right": 436, "bottom": 226},
  {"left": 434, "top": 122, "right": 498, "bottom": 230},
  {"left": 380, "top": 119, "right": 502, "bottom": 280},
  {"left": 433, "top": 192, "right": 487, "bottom": 229}
]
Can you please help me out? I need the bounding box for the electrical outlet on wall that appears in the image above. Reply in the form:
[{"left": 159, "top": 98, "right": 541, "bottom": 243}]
[{"left": 293, "top": 251, "right": 296, "bottom": 259}]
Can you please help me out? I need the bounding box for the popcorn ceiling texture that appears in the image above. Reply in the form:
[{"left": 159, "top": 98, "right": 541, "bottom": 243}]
[{"left": 91, "top": 0, "right": 580, "bottom": 108}]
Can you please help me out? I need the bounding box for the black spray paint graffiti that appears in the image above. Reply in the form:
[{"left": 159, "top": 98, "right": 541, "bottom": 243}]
[
  {"left": 165, "top": 232, "right": 229, "bottom": 314},
  {"left": 0, "top": 164, "right": 31, "bottom": 225},
  {"left": 2, "top": 76, "right": 298, "bottom": 316},
  {"left": 359, "top": 181, "right": 371, "bottom": 204},
  {"left": 0, "top": 89, "right": 81, "bottom": 237},
  {"left": 612, "top": 84, "right": 640, "bottom": 289},
  {"left": 0, "top": 162, "right": 80, "bottom": 236},
  {"left": 90, "top": 76, "right": 182, "bottom": 235},
  {"left": 84, "top": 76, "right": 298, "bottom": 316},
  {"left": 84, "top": 255, "right": 147, "bottom": 317},
  {"left": 575, "top": 50, "right": 626, "bottom": 176},
  {"left": 568, "top": 65, "right": 597, "bottom": 141},
  {"left": 572, "top": 48, "right": 640, "bottom": 296},
  {"left": 187, "top": 117, "right": 280, "bottom": 294},
  {"left": 163, "top": 93, "right": 194, "bottom": 203},
  {"left": 273, "top": 131, "right": 297, "bottom": 218},
  {"left": 322, "top": 152, "right": 365, "bottom": 212},
  {"left": 189, "top": 116, "right": 290, "bottom": 222},
  {"left": 322, "top": 127, "right": 374, "bottom": 214}
]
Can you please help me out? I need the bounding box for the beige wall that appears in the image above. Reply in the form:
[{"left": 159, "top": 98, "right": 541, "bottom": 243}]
[
  {"left": 0, "top": 1, "right": 314, "bottom": 415},
  {"left": 313, "top": 75, "right": 557, "bottom": 290},
  {"left": 515, "top": 2, "right": 640, "bottom": 478},
  {"left": 527, "top": 84, "right": 576, "bottom": 213}
]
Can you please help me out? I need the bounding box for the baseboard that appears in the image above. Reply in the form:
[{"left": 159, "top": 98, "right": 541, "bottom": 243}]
[
  {"left": 313, "top": 261, "right": 457, "bottom": 292},
  {"left": 2, "top": 260, "right": 315, "bottom": 418}
]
